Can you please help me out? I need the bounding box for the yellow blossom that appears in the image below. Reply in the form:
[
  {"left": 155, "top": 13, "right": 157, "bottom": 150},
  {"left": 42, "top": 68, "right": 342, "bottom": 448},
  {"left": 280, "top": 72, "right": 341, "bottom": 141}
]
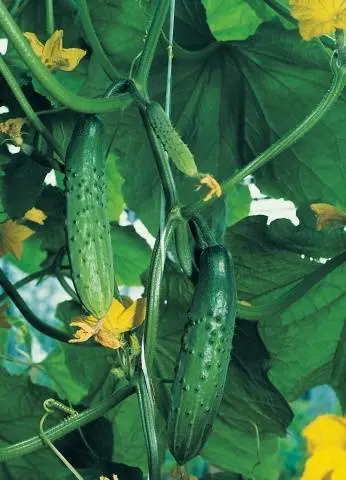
[
  {"left": 310, "top": 202, "right": 346, "bottom": 230},
  {"left": 23, "top": 30, "right": 86, "bottom": 71},
  {"left": 24, "top": 208, "right": 47, "bottom": 225},
  {"left": 197, "top": 174, "right": 222, "bottom": 202},
  {"left": 0, "top": 118, "right": 26, "bottom": 146},
  {"left": 301, "top": 414, "right": 346, "bottom": 479},
  {"left": 69, "top": 297, "right": 146, "bottom": 349},
  {"left": 0, "top": 220, "right": 34, "bottom": 260},
  {"left": 301, "top": 446, "right": 346, "bottom": 479},
  {"left": 99, "top": 475, "right": 118, "bottom": 480},
  {"left": 289, "top": 0, "right": 346, "bottom": 40},
  {"left": 302, "top": 413, "right": 346, "bottom": 454}
]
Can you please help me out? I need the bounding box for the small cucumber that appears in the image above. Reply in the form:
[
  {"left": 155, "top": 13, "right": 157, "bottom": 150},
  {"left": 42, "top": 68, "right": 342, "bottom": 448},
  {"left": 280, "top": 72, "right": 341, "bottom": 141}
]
[
  {"left": 65, "top": 115, "right": 114, "bottom": 319},
  {"left": 146, "top": 101, "right": 199, "bottom": 178},
  {"left": 167, "top": 245, "right": 237, "bottom": 464}
]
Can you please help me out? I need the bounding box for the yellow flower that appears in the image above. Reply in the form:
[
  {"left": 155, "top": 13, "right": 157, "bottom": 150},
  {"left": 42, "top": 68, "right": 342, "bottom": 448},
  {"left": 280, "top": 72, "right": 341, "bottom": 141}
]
[
  {"left": 23, "top": 30, "right": 86, "bottom": 71},
  {"left": 99, "top": 476, "right": 118, "bottom": 480},
  {"left": 310, "top": 202, "right": 346, "bottom": 230},
  {"left": 289, "top": 0, "right": 346, "bottom": 40},
  {"left": 301, "top": 446, "right": 346, "bottom": 479},
  {"left": 303, "top": 414, "right": 346, "bottom": 454},
  {"left": 69, "top": 297, "right": 146, "bottom": 349},
  {"left": 0, "top": 118, "right": 26, "bottom": 146},
  {"left": 0, "top": 220, "right": 34, "bottom": 260},
  {"left": 197, "top": 174, "right": 222, "bottom": 202},
  {"left": 24, "top": 207, "right": 47, "bottom": 225},
  {"left": 301, "top": 414, "right": 346, "bottom": 479}
]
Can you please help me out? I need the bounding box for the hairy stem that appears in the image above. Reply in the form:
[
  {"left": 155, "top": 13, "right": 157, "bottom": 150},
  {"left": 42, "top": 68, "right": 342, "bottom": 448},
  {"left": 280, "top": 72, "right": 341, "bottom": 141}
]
[
  {"left": 0, "top": 1, "right": 132, "bottom": 113},
  {"left": 135, "top": 0, "right": 170, "bottom": 97},
  {"left": 0, "top": 267, "right": 71, "bottom": 343},
  {"left": 0, "top": 267, "right": 51, "bottom": 303},
  {"left": 144, "top": 209, "right": 179, "bottom": 371},
  {"left": 45, "top": 0, "right": 54, "bottom": 36},
  {"left": 135, "top": 372, "right": 161, "bottom": 480},
  {"left": 79, "top": 0, "right": 120, "bottom": 81}
]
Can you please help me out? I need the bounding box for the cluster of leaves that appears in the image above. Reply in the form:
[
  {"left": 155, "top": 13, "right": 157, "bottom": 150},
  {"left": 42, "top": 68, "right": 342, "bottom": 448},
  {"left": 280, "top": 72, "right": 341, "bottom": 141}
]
[{"left": 1, "top": 0, "right": 346, "bottom": 479}]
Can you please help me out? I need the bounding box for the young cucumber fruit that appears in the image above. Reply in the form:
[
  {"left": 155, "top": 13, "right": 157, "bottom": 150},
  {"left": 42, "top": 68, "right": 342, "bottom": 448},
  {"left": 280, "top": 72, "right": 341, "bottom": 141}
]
[
  {"left": 167, "top": 245, "right": 237, "bottom": 465},
  {"left": 146, "top": 101, "right": 199, "bottom": 178},
  {"left": 65, "top": 115, "right": 114, "bottom": 319}
]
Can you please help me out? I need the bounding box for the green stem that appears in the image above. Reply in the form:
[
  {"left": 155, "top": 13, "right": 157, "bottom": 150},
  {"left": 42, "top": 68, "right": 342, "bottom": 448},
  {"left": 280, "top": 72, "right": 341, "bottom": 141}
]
[
  {"left": 144, "top": 209, "right": 180, "bottom": 371},
  {"left": 0, "top": 266, "right": 71, "bottom": 343},
  {"left": 189, "top": 214, "right": 216, "bottom": 249},
  {"left": 139, "top": 104, "right": 178, "bottom": 209},
  {"left": 0, "top": 267, "right": 50, "bottom": 303},
  {"left": 135, "top": 0, "right": 170, "bottom": 96},
  {"left": 174, "top": 220, "right": 193, "bottom": 277},
  {"left": 0, "top": 1, "right": 132, "bottom": 113},
  {"left": 238, "top": 250, "right": 346, "bottom": 320},
  {"left": 263, "top": 0, "right": 335, "bottom": 49},
  {"left": 79, "top": 0, "right": 120, "bottom": 81},
  {"left": 182, "top": 63, "right": 346, "bottom": 218},
  {"left": 0, "top": 55, "right": 65, "bottom": 162},
  {"left": 0, "top": 383, "right": 135, "bottom": 461},
  {"left": 45, "top": 0, "right": 54, "bottom": 36},
  {"left": 135, "top": 372, "right": 161, "bottom": 480}
]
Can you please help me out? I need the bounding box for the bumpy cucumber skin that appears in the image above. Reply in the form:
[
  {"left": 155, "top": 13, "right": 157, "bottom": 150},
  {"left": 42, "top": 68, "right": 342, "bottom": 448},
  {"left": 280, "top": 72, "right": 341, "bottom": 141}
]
[
  {"left": 146, "top": 101, "right": 198, "bottom": 177},
  {"left": 168, "top": 245, "right": 237, "bottom": 465},
  {"left": 65, "top": 115, "right": 114, "bottom": 319}
]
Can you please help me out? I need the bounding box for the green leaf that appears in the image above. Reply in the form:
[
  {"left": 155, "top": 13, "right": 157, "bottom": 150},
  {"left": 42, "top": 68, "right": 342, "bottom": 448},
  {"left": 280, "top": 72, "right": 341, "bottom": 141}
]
[
  {"left": 225, "top": 215, "right": 346, "bottom": 404},
  {"left": 202, "top": 0, "right": 276, "bottom": 41},
  {"left": 233, "top": 23, "right": 346, "bottom": 209},
  {"left": 29, "top": 345, "right": 88, "bottom": 404},
  {"left": 111, "top": 225, "right": 151, "bottom": 286},
  {"left": 107, "top": 393, "right": 166, "bottom": 474},
  {"left": 7, "top": 235, "right": 46, "bottom": 273},
  {"left": 0, "top": 368, "right": 73, "bottom": 479},
  {"left": 225, "top": 216, "right": 316, "bottom": 302},
  {"left": 1, "top": 152, "right": 49, "bottom": 219},
  {"left": 34, "top": 186, "right": 66, "bottom": 253}
]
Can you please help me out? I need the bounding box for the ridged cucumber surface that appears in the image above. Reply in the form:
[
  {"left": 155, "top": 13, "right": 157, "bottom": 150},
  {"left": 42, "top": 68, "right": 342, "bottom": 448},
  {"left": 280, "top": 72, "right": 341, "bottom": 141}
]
[
  {"left": 65, "top": 115, "right": 114, "bottom": 319},
  {"left": 146, "top": 101, "right": 199, "bottom": 177},
  {"left": 167, "top": 245, "right": 237, "bottom": 464}
]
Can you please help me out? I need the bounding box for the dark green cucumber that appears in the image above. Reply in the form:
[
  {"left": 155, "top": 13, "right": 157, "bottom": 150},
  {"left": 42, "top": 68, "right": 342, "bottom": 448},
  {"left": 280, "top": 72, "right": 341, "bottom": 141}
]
[
  {"left": 65, "top": 115, "right": 114, "bottom": 319},
  {"left": 168, "top": 245, "right": 237, "bottom": 465}
]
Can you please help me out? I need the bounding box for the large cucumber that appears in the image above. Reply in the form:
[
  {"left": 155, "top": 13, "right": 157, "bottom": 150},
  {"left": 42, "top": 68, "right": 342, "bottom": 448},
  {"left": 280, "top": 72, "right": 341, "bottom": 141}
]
[
  {"left": 65, "top": 115, "right": 114, "bottom": 319},
  {"left": 167, "top": 245, "right": 237, "bottom": 464}
]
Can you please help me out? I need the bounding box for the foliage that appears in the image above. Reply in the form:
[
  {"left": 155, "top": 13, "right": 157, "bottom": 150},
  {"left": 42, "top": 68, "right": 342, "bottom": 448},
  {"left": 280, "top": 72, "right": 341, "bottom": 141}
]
[{"left": 0, "top": 0, "right": 346, "bottom": 479}]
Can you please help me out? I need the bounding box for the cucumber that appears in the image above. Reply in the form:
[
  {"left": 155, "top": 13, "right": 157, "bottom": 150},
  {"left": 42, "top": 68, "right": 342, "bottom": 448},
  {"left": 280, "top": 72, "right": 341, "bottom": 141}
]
[
  {"left": 65, "top": 115, "right": 114, "bottom": 319},
  {"left": 146, "top": 101, "right": 199, "bottom": 178},
  {"left": 167, "top": 245, "right": 237, "bottom": 464}
]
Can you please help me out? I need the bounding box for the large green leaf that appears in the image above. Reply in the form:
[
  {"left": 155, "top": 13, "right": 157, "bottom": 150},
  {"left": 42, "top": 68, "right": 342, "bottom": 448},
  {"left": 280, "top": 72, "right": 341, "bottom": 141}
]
[
  {"left": 1, "top": 152, "right": 49, "bottom": 219},
  {"left": 0, "top": 368, "right": 72, "bottom": 479},
  {"left": 225, "top": 215, "right": 346, "bottom": 403},
  {"left": 202, "top": 0, "right": 276, "bottom": 41}
]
